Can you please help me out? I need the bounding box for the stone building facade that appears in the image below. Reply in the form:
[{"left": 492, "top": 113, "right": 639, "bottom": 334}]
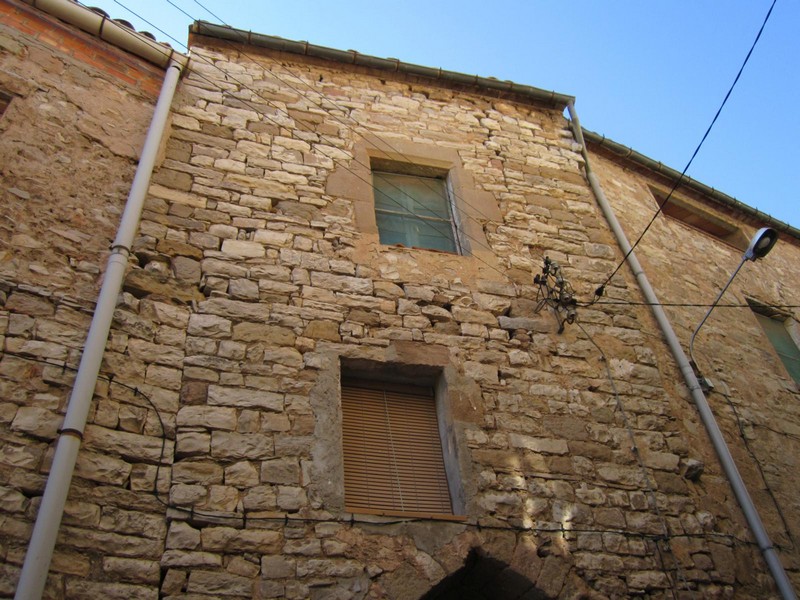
[{"left": 1, "top": 1, "right": 799, "bottom": 598}]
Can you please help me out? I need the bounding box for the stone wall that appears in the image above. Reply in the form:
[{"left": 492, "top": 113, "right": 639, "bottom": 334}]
[
  {"left": 2, "top": 8, "right": 799, "bottom": 598},
  {"left": 0, "top": 2, "right": 170, "bottom": 598},
  {"left": 589, "top": 147, "right": 800, "bottom": 572},
  {"left": 124, "top": 35, "right": 790, "bottom": 597}
]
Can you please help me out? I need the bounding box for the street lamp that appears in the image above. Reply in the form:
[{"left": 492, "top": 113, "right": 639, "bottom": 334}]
[{"left": 689, "top": 227, "right": 779, "bottom": 387}]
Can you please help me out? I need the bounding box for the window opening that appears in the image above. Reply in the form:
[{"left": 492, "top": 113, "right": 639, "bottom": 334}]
[
  {"left": 372, "top": 164, "right": 460, "bottom": 254},
  {"left": 749, "top": 301, "right": 800, "bottom": 384},
  {"left": 651, "top": 187, "right": 748, "bottom": 250},
  {"left": 341, "top": 378, "right": 454, "bottom": 517}
]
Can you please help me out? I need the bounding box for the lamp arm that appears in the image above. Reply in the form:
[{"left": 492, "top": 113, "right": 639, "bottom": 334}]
[{"left": 689, "top": 255, "right": 748, "bottom": 369}]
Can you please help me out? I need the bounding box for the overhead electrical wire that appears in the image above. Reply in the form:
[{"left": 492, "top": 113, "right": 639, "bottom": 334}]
[
  {"left": 105, "top": 0, "right": 789, "bottom": 325},
  {"left": 175, "top": 0, "right": 509, "bottom": 229},
  {"left": 102, "top": 0, "right": 530, "bottom": 287},
  {"left": 593, "top": 0, "right": 778, "bottom": 295},
  {"left": 716, "top": 388, "right": 796, "bottom": 548},
  {"left": 3, "top": 348, "right": 790, "bottom": 563},
  {"left": 5, "top": 5, "right": 795, "bottom": 593},
  {"left": 113, "top": 0, "right": 529, "bottom": 262},
  {"left": 585, "top": 300, "right": 799, "bottom": 309},
  {"left": 576, "top": 321, "right": 694, "bottom": 599}
]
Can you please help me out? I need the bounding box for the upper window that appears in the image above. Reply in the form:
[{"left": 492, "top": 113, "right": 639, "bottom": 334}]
[
  {"left": 372, "top": 159, "right": 460, "bottom": 254},
  {"left": 650, "top": 187, "right": 748, "bottom": 250},
  {"left": 749, "top": 301, "right": 800, "bottom": 385},
  {"left": 341, "top": 378, "right": 455, "bottom": 517}
]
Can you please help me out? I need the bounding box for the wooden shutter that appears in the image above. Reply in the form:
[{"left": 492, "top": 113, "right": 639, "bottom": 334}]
[
  {"left": 754, "top": 312, "right": 800, "bottom": 384},
  {"left": 341, "top": 380, "right": 453, "bottom": 517}
]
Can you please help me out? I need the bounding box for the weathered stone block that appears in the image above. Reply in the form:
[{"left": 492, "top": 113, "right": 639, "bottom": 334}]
[
  {"left": 64, "top": 579, "right": 158, "bottom": 600},
  {"left": 261, "top": 554, "right": 296, "bottom": 578},
  {"left": 101, "top": 557, "right": 160, "bottom": 584},
  {"left": 187, "top": 313, "right": 232, "bottom": 338},
  {"left": 186, "top": 570, "right": 253, "bottom": 597},
  {"left": 211, "top": 431, "right": 274, "bottom": 460},
  {"left": 509, "top": 433, "right": 569, "bottom": 455},
  {"left": 172, "top": 461, "right": 224, "bottom": 485},
  {"left": 11, "top": 406, "right": 60, "bottom": 439},
  {"left": 166, "top": 521, "right": 201, "bottom": 550},
  {"left": 208, "top": 385, "right": 283, "bottom": 411},
  {"left": 261, "top": 457, "right": 300, "bottom": 485},
  {"left": 177, "top": 406, "right": 237, "bottom": 430},
  {"left": 221, "top": 239, "right": 265, "bottom": 258}
]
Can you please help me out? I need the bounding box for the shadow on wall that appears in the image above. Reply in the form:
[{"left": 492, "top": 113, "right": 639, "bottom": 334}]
[{"left": 419, "top": 548, "right": 550, "bottom": 600}]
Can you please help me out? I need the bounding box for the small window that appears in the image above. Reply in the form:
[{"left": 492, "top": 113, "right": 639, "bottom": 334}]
[
  {"left": 372, "top": 160, "right": 460, "bottom": 253},
  {"left": 341, "top": 379, "right": 454, "bottom": 517},
  {"left": 749, "top": 302, "right": 800, "bottom": 385},
  {"left": 651, "top": 187, "right": 748, "bottom": 250}
]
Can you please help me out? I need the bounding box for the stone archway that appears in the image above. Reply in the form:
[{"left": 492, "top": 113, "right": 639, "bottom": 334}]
[{"left": 418, "top": 549, "right": 551, "bottom": 600}]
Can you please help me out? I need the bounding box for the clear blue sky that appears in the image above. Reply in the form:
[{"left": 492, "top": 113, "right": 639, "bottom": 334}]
[{"left": 88, "top": 0, "right": 798, "bottom": 228}]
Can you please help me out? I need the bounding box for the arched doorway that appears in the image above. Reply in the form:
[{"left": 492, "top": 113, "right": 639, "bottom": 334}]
[{"left": 419, "top": 549, "right": 550, "bottom": 600}]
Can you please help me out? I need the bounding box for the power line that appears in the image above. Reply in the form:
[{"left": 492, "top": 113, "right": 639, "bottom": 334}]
[
  {"left": 576, "top": 321, "right": 694, "bottom": 599},
  {"left": 92, "top": 2, "right": 792, "bottom": 318},
  {"left": 104, "top": 0, "right": 523, "bottom": 284},
  {"left": 583, "top": 300, "right": 799, "bottom": 309},
  {"left": 183, "top": 2, "right": 507, "bottom": 229},
  {"left": 594, "top": 0, "right": 778, "bottom": 294}
]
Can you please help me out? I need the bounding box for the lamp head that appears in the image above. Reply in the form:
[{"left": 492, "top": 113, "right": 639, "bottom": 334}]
[{"left": 743, "top": 227, "right": 778, "bottom": 261}]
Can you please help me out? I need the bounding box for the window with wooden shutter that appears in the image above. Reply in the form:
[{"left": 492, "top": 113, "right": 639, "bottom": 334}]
[
  {"left": 341, "top": 379, "right": 454, "bottom": 517},
  {"left": 749, "top": 302, "right": 800, "bottom": 385}
]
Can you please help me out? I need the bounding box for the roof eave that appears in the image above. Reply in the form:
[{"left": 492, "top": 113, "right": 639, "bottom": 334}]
[
  {"left": 583, "top": 129, "right": 800, "bottom": 241},
  {"left": 189, "top": 21, "right": 574, "bottom": 110}
]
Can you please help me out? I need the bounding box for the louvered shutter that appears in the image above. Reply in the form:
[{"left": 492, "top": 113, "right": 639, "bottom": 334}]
[{"left": 341, "top": 381, "right": 453, "bottom": 517}]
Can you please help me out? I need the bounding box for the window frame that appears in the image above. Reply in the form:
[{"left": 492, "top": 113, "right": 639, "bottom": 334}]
[
  {"left": 325, "top": 135, "right": 502, "bottom": 267},
  {"left": 337, "top": 357, "right": 467, "bottom": 521},
  {"left": 748, "top": 299, "right": 800, "bottom": 386},
  {"left": 649, "top": 186, "right": 749, "bottom": 251},
  {"left": 341, "top": 378, "right": 458, "bottom": 518},
  {"left": 372, "top": 166, "right": 463, "bottom": 254}
]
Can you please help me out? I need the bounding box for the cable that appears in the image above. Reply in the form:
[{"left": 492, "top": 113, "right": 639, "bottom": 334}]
[
  {"left": 582, "top": 300, "right": 800, "bottom": 309},
  {"left": 109, "top": 0, "right": 508, "bottom": 262},
  {"left": 715, "top": 389, "right": 796, "bottom": 549},
  {"left": 577, "top": 320, "right": 694, "bottom": 599},
  {"left": 0, "top": 350, "right": 172, "bottom": 506},
  {"left": 184, "top": 1, "right": 517, "bottom": 230},
  {"left": 4, "top": 351, "right": 786, "bottom": 564},
  {"left": 592, "top": 0, "right": 778, "bottom": 297},
  {"left": 103, "top": 0, "right": 523, "bottom": 285}
]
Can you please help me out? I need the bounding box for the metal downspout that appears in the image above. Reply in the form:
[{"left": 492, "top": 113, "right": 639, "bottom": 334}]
[
  {"left": 14, "top": 58, "right": 184, "bottom": 600},
  {"left": 567, "top": 102, "right": 797, "bottom": 600}
]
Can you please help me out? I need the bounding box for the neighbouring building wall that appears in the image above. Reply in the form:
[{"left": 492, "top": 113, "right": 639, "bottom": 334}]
[
  {"left": 588, "top": 145, "right": 800, "bottom": 573},
  {"left": 0, "top": 1, "right": 173, "bottom": 597}
]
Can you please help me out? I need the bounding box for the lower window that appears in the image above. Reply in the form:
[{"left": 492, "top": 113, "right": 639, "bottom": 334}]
[
  {"left": 749, "top": 302, "right": 800, "bottom": 385},
  {"left": 341, "top": 379, "right": 454, "bottom": 517}
]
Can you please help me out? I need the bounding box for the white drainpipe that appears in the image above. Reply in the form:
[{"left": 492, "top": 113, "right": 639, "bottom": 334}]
[
  {"left": 14, "top": 51, "right": 185, "bottom": 600},
  {"left": 567, "top": 101, "right": 797, "bottom": 600}
]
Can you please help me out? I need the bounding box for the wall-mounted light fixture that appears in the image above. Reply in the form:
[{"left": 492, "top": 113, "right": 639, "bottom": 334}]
[{"left": 689, "top": 227, "right": 779, "bottom": 387}]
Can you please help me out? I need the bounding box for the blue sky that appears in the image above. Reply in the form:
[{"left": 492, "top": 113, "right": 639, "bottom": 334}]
[{"left": 88, "top": 0, "right": 798, "bottom": 228}]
